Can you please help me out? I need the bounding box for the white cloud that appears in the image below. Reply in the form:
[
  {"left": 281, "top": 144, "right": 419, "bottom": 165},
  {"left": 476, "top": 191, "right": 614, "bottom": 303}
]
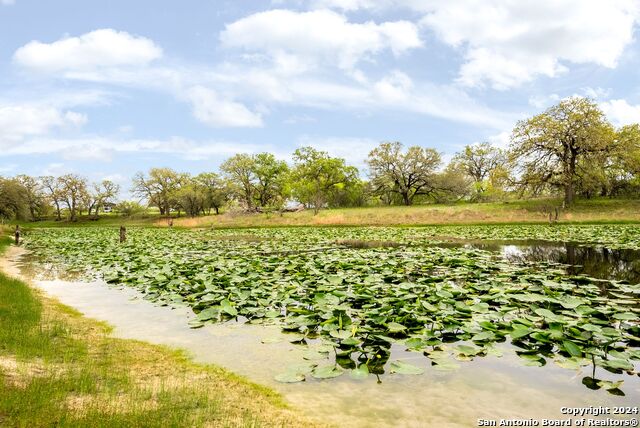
[
  {"left": 311, "top": 0, "right": 376, "bottom": 10},
  {"left": 283, "top": 114, "right": 317, "bottom": 124},
  {"left": 418, "top": 0, "right": 640, "bottom": 89},
  {"left": 528, "top": 94, "right": 560, "bottom": 109},
  {"left": 297, "top": 135, "right": 379, "bottom": 170},
  {"left": 599, "top": 99, "right": 640, "bottom": 126},
  {"left": 220, "top": 9, "right": 422, "bottom": 71},
  {"left": 582, "top": 87, "right": 612, "bottom": 99},
  {"left": 42, "top": 163, "right": 70, "bottom": 176},
  {"left": 487, "top": 131, "right": 511, "bottom": 149},
  {"left": 7, "top": 20, "right": 512, "bottom": 130},
  {"left": 13, "top": 29, "right": 162, "bottom": 73},
  {"left": 308, "top": 0, "right": 640, "bottom": 89},
  {"left": 0, "top": 103, "right": 87, "bottom": 144},
  {"left": 1, "top": 0, "right": 15, "bottom": 5},
  {"left": 211, "top": 65, "right": 515, "bottom": 128},
  {"left": 0, "top": 135, "right": 273, "bottom": 162},
  {"left": 185, "top": 86, "right": 263, "bottom": 128}
]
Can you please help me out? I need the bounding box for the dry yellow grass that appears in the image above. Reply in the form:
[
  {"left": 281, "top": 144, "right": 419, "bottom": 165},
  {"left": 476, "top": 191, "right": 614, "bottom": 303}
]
[{"left": 165, "top": 199, "right": 640, "bottom": 229}]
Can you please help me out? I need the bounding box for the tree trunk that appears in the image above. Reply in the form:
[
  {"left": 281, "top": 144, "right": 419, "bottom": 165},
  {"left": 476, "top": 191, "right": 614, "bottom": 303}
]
[
  {"left": 564, "top": 150, "right": 577, "bottom": 206},
  {"left": 401, "top": 192, "right": 411, "bottom": 206},
  {"left": 564, "top": 183, "right": 574, "bottom": 206}
]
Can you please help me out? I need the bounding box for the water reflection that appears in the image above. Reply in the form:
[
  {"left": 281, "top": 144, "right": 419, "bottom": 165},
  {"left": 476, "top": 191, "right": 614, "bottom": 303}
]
[{"left": 442, "top": 241, "right": 640, "bottom": 283}]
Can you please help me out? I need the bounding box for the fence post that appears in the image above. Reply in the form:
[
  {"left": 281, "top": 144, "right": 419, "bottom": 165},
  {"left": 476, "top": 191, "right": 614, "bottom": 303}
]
[
  {"left": 14, "top": 225, "right": 20, "bottom": 245},
  {"left": 119, "top": 226, "right": 127, "bottom": 243}
]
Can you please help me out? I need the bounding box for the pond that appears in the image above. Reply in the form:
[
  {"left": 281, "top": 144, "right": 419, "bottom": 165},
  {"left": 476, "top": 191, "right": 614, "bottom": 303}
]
[
  {"left": 12, "top": 268, "right": 640, "bottom": 428},
  {"left": 14, "top": 226, "right": 640, "bottom": 427},
  {"left": 440, "top": 240, "right": 640, "bottom": 283}
]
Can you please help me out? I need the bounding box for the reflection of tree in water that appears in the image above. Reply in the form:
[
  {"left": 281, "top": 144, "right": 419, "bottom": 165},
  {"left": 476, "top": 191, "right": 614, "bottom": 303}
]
[{"left": 503, "top": 244, "right": 640, "bottom": 284}]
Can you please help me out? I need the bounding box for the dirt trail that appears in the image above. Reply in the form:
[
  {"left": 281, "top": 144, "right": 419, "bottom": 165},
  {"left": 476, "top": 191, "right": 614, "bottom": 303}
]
[{"left": 0, "top": 244, "right": 28, "bottom": 278}]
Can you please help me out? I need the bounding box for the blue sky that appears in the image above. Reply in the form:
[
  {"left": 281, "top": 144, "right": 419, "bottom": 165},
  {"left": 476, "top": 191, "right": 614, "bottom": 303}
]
[{"left": 2, "top": 0, "right": 640, "bottom": 193}]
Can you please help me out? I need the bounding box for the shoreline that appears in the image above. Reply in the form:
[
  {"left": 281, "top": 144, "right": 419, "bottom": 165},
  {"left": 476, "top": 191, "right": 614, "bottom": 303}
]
[{"left": 0, "top": 241, "right": 325, "bottom": 427}]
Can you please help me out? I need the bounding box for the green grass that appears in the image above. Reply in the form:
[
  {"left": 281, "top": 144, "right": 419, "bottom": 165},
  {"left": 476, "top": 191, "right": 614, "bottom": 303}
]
[
  {"left": 10, "top": 197, "right": 640, "bottom": 231},
  {"left": 169, "top": 197, "right": 640, "bottom": 229},
  {"left": 0, "top": 233, "right": 323, "bottom": 428},
  {"left": 14, "top": 214, "right": 158, "bottom": 228}
]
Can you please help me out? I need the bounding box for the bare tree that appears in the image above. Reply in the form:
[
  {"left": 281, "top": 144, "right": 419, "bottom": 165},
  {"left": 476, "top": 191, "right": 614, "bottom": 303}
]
[
  {"left": 58, "top": 174, "right": 88, "bottom": 221},
  {"left": 86, "top": 180, "right": 120, "bottom": 216},
  {"left": 40, "top": 175, "right": 64, "bottom": 220}
]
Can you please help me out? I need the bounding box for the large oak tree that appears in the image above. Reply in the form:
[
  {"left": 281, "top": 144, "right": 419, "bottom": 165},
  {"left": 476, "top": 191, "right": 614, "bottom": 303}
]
[
  {"left": 510, "top": 97, "right": 615, "bottom": 205},
  {"left": 367, "top": 141, "right": 442, "bottom": 206}
]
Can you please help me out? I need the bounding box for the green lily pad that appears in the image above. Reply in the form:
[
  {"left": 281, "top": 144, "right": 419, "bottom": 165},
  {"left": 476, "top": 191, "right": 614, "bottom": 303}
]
[
  {"left": 274, "top": 372, "right": 305, "bottom": 383},
  {"left": 387, "top": 322, "right": 407, "bottom": 333},
  {"left": 350, "top": 364, "right": 369, "bottom": 380},
  {"left": 312, "top": 365, "right": 345, "bottom": 379},
  {"left": 389, "top": 360, "right": 424, "bottom": 375},
  {"left": 562, "top": 340, "right": 582, "bottom": 357}
]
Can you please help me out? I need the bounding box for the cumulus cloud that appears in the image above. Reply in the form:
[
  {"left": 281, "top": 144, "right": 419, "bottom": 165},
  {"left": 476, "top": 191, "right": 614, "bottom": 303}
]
[
  {"left": 1, "top": 0, "right": 15, "bottom": 5},
  {"left": 305, "top": 0, "right": 640, "bottom": 89},
  {"left": 420, "top": 0, "right": 639, "bottom": 89},
  {"left": 13, "top": 29, "right": 162, "bottom": 73},
  {"left": 600, "top": 99, "right": 640, "bottom": 126},
  {"left": 6, "top": 17, "right": 515, "bottom": 131},
  {"left": 185, "top": 86, "right": 264, "bottom": 128},
  {"left": 220, "top": 9, "right": 422, "bottom": 70},
  {"left": 0, "top": 103, "right": 87, "bottom": 144}
]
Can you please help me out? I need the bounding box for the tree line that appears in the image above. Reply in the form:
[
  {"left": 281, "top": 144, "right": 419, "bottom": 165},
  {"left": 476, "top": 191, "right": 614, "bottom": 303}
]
[
  {"left": 0, "top": 174, "right": 120, "bottom": 221},
  {"left": 1, "top": 97, "right": 639, "bottom": 221}
]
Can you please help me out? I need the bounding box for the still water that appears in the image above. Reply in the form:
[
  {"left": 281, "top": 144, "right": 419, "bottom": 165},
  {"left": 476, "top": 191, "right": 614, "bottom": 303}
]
[
  {"left": 435, "top": 240, "right": 640, "bottom": 283},
  {"left": 6, "top": 245, "right": 640, "bottom": 428}
]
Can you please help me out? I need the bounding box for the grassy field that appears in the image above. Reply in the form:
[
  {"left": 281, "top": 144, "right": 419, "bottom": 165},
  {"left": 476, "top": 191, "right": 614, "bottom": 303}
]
[
  {"left": 167, "top": 198, "right": 640, "bottom": 228},
  {"left": 0, "top": 235, "right": 324, "bottom": 428},
  {"left": 11, "top": 198, "right": 640, "bottom": 230}
]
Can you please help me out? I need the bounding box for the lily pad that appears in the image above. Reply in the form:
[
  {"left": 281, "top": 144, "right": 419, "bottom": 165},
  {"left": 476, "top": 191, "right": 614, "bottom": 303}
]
[
  {"left": 389, "top": 360, "right": 424, "bottom": 375},
  {"left": 312, "top": 365, "right": 345, "bottom": 379}
]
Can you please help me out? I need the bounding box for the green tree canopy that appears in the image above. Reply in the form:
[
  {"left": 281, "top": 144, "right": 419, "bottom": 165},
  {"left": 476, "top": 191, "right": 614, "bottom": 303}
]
[
  {"left": 510, "top": 97, "right": 615, "bottom": 205},
  {"left": 451, "top": 142, "right": 506, "bottom": 200},
  {"left": 290, "top": 146, "right": 359, "bottom": 213},
  {"left": 132, "top": 168, "right": 186, "bottom": 215},
  {"left": 367, "top": 141, "right": 442, "bottom": 206},
  {"left": 221, "top": 153, "right": 289, "bottom": 211}
]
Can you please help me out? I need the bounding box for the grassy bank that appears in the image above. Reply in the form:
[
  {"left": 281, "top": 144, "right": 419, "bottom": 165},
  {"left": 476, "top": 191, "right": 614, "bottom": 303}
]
[
  {"left": 0, "top": 236, "right": 323, "bottom": 427},
  {"left": 11, "top": 198, "right": 640, "bottom": 230},
  {"left": 168, "top": 198, "right": 640, "bottom": 229}
]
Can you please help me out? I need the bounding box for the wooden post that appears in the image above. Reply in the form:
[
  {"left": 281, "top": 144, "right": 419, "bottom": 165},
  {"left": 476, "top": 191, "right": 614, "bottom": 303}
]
[
  {"left": 119, "top": 226, "right": 126, "bottom": 243},
  {"left": 168, "top": 218, "right": 173, "bottom": 227},
  {"left": 14, "top": 225, "right": 20, "bottom": 245}
]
